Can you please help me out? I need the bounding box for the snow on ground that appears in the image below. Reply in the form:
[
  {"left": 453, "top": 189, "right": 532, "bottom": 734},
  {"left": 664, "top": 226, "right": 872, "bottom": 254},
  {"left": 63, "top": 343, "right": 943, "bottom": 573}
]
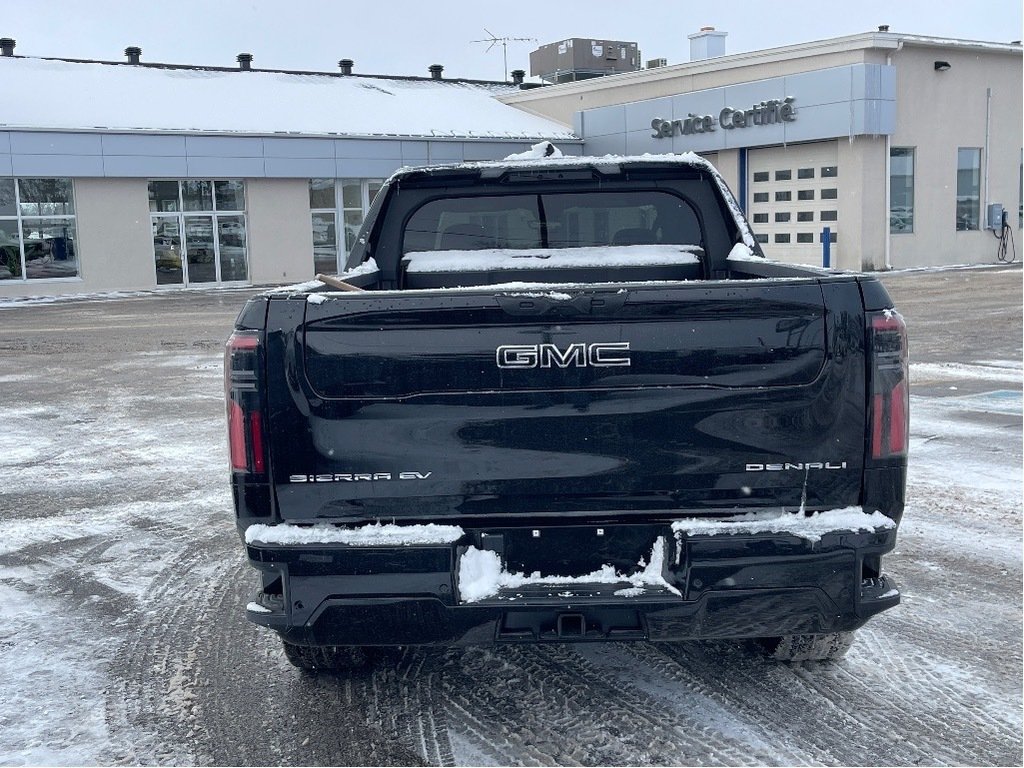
[{"left": 0, "top": 339, "right": 231, "bottom": 764}]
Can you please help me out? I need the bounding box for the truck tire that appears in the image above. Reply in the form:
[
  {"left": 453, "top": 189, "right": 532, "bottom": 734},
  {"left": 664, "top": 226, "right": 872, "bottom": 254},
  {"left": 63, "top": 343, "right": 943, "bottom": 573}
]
[
  {"left": 756, "top": 631, "right": 855, "bottom": 662},
  {"left": 281, "top": 641, "right": 369, "bottom": 672}
]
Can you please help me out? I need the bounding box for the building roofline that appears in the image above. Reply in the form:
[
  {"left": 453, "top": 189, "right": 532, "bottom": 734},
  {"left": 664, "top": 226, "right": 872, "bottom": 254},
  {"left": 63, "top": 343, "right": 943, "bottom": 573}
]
[
  {"left": 500, "top": 31, "right": 1023, "bottom": 103},
  {"left": 1, "top": 53, "right": 516, "bottom": 87},
  {"left": 0, "top": 124, "right": 584, "bottom": 142}
]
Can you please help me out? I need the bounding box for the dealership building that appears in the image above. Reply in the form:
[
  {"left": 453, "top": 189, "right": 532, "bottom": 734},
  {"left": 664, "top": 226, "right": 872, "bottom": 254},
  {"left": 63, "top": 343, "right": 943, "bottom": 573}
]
[
  {"left": 502, "top": 29, "right": 1023, "bottom": 271},
  {"left": 0, "top": 28, "right": 1020, "bottom": 297}
]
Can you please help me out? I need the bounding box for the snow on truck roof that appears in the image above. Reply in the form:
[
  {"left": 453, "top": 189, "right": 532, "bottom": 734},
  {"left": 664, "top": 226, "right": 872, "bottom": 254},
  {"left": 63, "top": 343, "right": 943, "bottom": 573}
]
[
  {"left": 0, "top": 56, "right": 577, "bottom": 140},
  {"left": 391, "top": 142, "right": 714, "bottom": 175}
]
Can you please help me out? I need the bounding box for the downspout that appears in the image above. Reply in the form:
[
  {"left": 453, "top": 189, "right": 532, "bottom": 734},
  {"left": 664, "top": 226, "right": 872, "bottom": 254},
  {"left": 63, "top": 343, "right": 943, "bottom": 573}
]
[
  {"left": 884, "top": 135, "right": 892, "bottom": 270},
  {"left": 984, "top": 87, "right": 992, "bottom": 211},
  {"left": 883, "top": 39, "right": 903, "bottom": 270}
]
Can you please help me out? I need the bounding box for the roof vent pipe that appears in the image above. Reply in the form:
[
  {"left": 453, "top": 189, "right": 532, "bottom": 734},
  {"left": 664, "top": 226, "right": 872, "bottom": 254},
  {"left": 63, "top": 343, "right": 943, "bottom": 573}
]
[
  {"left": 0, "top": 38, "right": 15, "bottom": 57},
  {"left": 428, "top": 64, "right": 443, "bottom": 79},
  {"left": 338, "top": 58, "right": 353, "bottom": 75},
  {"left": 124, "top": 46, "right": 142, "bottom": 64},
  {"left": 237, "top": 53, "right": 253, "bottom": 70},
  {"left": 511, "top": 69, "right": 525, "bottom": 85}
]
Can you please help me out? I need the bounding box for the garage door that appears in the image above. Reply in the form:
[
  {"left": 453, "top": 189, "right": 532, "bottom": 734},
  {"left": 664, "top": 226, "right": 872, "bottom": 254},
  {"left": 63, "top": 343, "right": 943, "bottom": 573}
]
[{"left": 748, "top": 143, "right": 839, "bottom": 266}]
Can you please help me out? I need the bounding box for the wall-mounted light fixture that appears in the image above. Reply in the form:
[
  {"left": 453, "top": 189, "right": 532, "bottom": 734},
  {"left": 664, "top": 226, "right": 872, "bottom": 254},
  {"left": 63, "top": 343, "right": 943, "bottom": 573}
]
[{"left": 934, "top": 60, "right": 951, "bottom": 71}]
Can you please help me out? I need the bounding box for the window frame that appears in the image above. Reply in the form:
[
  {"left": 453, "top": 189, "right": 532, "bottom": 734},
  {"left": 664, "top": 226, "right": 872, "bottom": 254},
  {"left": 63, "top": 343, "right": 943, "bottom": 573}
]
[
  {"left": 0, "top": 177, "right": 79, "bottom": 283},
  {"left": 309, "top": 177, "right": 384, "bottom": 274},
  {"left": 889, "top": 147, "right": 915, "bottom": 234},
  {"left": 956, "top": 148, "right": 982, "bottom": 231},
  {"left": 148, "top": 179, "right": 249, "bottom": 286}
]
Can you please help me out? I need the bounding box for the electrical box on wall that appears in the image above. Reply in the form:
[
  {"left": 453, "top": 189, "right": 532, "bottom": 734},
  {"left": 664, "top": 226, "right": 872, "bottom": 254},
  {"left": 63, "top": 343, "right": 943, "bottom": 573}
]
[{"left": 986, "top": 203, "right": 1005, "bottom": 230}]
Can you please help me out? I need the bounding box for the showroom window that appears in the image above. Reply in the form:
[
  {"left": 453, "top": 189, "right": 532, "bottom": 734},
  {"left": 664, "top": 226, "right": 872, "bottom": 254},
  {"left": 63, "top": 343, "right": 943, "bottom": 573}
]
[
  {"left": 309, "top": 178, "right": 384, "bottom": 275},
  {"left": 149, "top": 180, "right": 247, "bottom": 286},
  {"left": 890, "top": 148, "right": 915, "bottom": 234},
  {"left": 956, "top": 148, "right": 982, "bottom": 231},
  {"left": 0, "top": 178, "right": 78, "bottom": 282}
]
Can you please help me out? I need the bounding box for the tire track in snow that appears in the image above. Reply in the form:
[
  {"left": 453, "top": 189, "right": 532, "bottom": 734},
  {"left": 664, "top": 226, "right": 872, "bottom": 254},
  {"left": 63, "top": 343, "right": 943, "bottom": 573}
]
[
  {"left": 575, "top": 642, "right": 817, "bottom": 766},
  {"left": 106, "top": 533, "right": 223, "bottom": 765},
  {"left": 185, "top": 558, "right": 427, "bottom": 767},
  {"left": 651, "top": 632, "right": 1018, "bottom": 767},
  {"left": 433, "top": 643, "right": 752, "bottom": 766}
]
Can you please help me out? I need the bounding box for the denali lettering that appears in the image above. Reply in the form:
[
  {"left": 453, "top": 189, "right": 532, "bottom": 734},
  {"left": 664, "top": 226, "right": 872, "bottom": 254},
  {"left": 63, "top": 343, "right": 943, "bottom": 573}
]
[
  {"left": 496, "top": 342, "right": 631, "bottom": 369},
  {"left": 745, "top": 461, "right": 848, "bottom": 471},
  {"left": 289, "top": 471, "right": 433, "bottom": 483}
]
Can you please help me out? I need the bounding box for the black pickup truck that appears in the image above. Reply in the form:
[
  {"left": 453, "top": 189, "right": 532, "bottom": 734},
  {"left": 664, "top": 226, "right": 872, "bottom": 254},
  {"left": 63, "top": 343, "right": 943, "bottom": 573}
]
[{"left": 226, "top": 152, "right": 908, "bottom": 670}]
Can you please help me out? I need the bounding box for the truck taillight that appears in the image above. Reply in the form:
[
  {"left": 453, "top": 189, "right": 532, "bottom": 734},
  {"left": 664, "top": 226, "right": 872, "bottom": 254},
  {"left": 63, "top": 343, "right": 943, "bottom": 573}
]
[
  {"left": 867, "top": 311, "right": 909, "bottom": 460},
  {"left": 225, "top": 330, "right": 266, "bottom": 475}
]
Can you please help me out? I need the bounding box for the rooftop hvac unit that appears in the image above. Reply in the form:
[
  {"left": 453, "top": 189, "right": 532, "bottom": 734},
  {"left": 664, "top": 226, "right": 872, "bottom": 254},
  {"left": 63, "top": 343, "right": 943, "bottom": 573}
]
[
  {"left": 529, "top": 38, "right": 641, "bottom": 84},
  {"left": 647, "top": 58, "right": 668, "bottom": 69}
]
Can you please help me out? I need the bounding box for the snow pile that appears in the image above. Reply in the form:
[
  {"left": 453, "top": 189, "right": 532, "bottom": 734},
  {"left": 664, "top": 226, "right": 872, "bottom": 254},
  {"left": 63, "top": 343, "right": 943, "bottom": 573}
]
[
  {"left": 271, "top": 258, "right": 381, "bottom": 299},
  {"left": 458, "top": 536, "right": 680, "bottom": 603},
  {"left": 725, "top": 242, "right": 763, "bottom": 262},
  {"left": 306, "top": 293, "right": 328, "bottom": 304},
  {"left": 910, "top": 361, "right": 1023, "bottom": 385},
  {"left": 504, "top": 140, "right": 564, "bottom": 160},
  {"left": 263, "top": 278, "right": 325, "bottom": 295},
  {"left": 404, "top": 245, "right": 701, "bottom": 273},
  {"left": 671, "top": 507, "right": 896, "bottom": 544},
  {"left": 338, "top": 257, "right": 381, "bottom": 280},
  {"left": 245, "top": 521, "right": 465, "bottom": 546}
]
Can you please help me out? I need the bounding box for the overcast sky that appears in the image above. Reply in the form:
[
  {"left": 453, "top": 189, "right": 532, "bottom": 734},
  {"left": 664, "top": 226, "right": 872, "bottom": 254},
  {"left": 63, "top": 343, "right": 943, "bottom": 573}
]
[{"left": 3, "top": 0, "right": 1022, "bottom": 81}]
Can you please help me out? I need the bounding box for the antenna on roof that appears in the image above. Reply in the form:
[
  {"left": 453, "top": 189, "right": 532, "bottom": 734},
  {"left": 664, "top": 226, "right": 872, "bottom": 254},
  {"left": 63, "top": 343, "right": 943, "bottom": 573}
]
[{"left": 471, "top": 28, "right": 536, "bottom": 81}]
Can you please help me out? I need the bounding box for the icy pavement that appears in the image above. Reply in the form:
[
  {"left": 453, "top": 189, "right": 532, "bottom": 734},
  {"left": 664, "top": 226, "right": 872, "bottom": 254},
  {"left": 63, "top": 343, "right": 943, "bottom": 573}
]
[{"left": 0, "top": 269, "right": 1020, "bottom": 766}]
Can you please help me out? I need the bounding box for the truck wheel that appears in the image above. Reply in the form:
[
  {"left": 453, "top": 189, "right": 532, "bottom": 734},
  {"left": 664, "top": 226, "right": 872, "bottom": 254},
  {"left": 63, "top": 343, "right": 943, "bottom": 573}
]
[
  {"left": 756, "top": 631, "right": 855, "bottom": 662},
  {"left": 281, "top": 641, "right": 369, "bottom": 672}
]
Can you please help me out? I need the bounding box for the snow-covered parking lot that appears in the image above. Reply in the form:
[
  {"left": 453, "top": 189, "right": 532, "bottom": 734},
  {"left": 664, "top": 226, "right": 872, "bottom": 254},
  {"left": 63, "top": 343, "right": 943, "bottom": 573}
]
[{"left": 0, "top": 266, "right": 1020, "bottom": 766}]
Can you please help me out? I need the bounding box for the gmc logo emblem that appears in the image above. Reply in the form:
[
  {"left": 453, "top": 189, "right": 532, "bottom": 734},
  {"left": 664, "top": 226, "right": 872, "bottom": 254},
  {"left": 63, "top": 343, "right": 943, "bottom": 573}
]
[{"left": 496, "top": 342, "right": 631, "bottom": 369}]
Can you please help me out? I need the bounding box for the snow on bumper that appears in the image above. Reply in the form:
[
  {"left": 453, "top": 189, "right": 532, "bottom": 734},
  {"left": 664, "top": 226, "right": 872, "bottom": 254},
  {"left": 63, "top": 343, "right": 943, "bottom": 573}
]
[
  {"left": 671, "top": 506, "right": 896, "bottom": 543},
  {"left": 241, "top": 511, "right": 899, "bottom": 645}
]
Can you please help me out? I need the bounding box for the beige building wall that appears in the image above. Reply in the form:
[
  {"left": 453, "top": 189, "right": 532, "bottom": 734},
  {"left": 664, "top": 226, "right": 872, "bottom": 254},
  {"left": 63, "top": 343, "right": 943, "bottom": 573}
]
[
  {"left": 837, "top": 137, "right": 889, "bottom": 271},
  {"left": 0, "top": 178, "right": 154, "bottom": 298},
  {"left": 888, "top": 45, "right": 1023, "bottom": 268},
  {"left": 2, "top": 177, "right": 332, "bottom": 298},
  {"left": 244, "top": 178, "right": 314, "bottom": 286}
]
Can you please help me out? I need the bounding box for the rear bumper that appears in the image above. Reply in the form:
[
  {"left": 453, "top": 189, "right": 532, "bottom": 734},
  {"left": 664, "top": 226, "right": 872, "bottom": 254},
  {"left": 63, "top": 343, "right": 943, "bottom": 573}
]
[{"left": 243, "top": 523, "right": 899, "bottom": 647}]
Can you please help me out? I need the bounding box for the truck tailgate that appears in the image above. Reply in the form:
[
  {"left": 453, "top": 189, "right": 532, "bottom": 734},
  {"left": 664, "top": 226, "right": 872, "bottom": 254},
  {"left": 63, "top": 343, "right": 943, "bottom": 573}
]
[{"left": 266, "top": 279, "right": 866, "bottom": 522}]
